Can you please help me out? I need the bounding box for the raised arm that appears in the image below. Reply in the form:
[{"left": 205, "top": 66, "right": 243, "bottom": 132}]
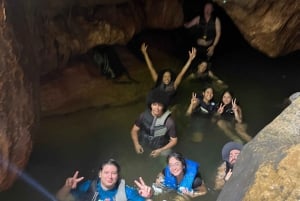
[
  {"left": 184, "top": 16, "right": 200, "bottom": 28},
  {"left": 232, "top": 98, "right": 243, "bottom": 123},
  {"left": 186, "top": 92, "right": 199, "bottom": 116},
  {"left": 173, "top": 47, "right": 196, "bottom": 89},
  {"left": 56, "top": 171, "right": 84, "bottom": 201},
  {"left": 141, "top": 43, "right": 158, "bottom": 82}
]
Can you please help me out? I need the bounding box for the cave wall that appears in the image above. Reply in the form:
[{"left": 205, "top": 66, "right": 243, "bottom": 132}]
[
  {"left": 215, "top": 0, "right": 300, "bottom": 57},
  {"left": 217, "top": 97, "right": 300, "bottom": 201},
  {"left": 33, "top": 0, "right": 184, "bottom": 75},
  {"left": 1, "top": 0, "right": 299, "bottom": 192},
  {"left": 0, "top": 0, "right": 39, "bottom": 191}
]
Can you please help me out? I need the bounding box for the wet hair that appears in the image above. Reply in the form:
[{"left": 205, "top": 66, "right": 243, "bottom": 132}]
[
  {"left": 99, "top": 158, "right": 121, "bottom": 175},
  {"left": 202, "top": 85, "right": 214, "bottom": 93},
  {"left": 200, "top": 0, "right": 216, "bottom": 19},
  {"left": 167, "top": 152, "right": 187, "bottom": 174},
  {"left": 146, "top": 88, "right": 170, "bottom": 111},
  {"left": 197, "top": 85, "right": 214, "bottom": 100},
  {"left": 219, "top": 89, "right": 235, "bottom": 104},
  {"left": 154, "top": 68, "right": 176, "bottom": 88}
]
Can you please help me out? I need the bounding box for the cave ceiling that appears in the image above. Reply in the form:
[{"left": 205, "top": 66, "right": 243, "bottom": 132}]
[{"left": 15, "top": 0, "right": 299, "bottom": 74}]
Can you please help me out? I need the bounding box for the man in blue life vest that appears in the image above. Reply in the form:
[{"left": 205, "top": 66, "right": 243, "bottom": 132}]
[{"left": 131, "top": 88, "right": 178, "bottom": 158}]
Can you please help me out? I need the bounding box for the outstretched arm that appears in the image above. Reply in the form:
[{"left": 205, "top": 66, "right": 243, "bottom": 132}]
[
  {"left": 184, "top": 16, "right": 200, "bottom": 28},
  {"left": 150, "top": 137, "right": 178, "bottom": 158},
  {"left": 141, "top": 43, "right": 158, "bottom": 82},
  {"left": 208, "top": 70, "right": 224, "bottom": 84},
  {"left": 173, "top": 47, "right": 196, "bottom": 89},
  {"left": 56, "top": 171, "right": 84, "bottom": 201},
  {"left": 186, "top": 92, "right": 199, "bottom": 116},
  {"left": 232, "top": 99, "right": 243, "bottom": 123}
]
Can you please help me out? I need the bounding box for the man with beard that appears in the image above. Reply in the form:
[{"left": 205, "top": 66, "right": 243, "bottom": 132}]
[{"left": 214, "top": 141, "right": 243, "bottom": 190}]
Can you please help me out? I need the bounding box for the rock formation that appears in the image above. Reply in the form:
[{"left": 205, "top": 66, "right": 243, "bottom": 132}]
[
  {"left": 215, "top": 0, "right": 300, "bottom": 57},
  {"left": 0, "top": 1, "right": 39, "bottom": 191},
  {"left": 0, "top": 0, "right": 299, "bottom": 192},
  {"left": 217, "top": 97, "right": 300, "bottom": 201}
]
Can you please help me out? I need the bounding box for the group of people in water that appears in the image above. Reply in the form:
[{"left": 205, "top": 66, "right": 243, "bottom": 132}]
[{"left": 56, "top": 1, "right": 252, "bottom": 200}]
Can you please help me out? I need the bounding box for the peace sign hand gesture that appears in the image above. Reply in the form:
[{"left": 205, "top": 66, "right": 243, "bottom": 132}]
[
  {"left": 232, "top": 98, "right": 238, "bottom": 112},
  {"left": 190, "top": 92, "right": 199, "bottom": 107},
  {"left": 134, "top": 177, "right": 153, "bottom": 198},
  {"left": 217, "top": 103, "right": 225, "bottom": 114},
  {"left": 65, "top": 171, "right": 84, "bottom": 189}
]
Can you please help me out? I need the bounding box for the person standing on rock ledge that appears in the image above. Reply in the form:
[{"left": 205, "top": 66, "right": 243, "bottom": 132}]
[
  {"left": 131, "top": 88, "right": 177, "bottom": 158},
  {"left": 184, "top": 0, "right": 221, "bottom": 63}
]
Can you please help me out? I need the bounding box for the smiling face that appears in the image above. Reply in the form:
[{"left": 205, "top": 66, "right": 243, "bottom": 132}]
[
  {"left": 151, "top": 102, "right": 164, "bottom": 117},
  {"left": 99, "top": 164, "right": 119, "bottom": 190},
  {"left": 168, "top": 156, "right": 184, "bottom": 177},
  {"left": 162, "top": 71, "right": 172, "bottom": 85},
  {"left": 202, "top": 87, "right": 214, "bottom": 102},
  {"left": 222, "top": 91, "right": 233, "bottom": 105},
  {"left": 228, "top": 149, "right": 240, "bottom": 165}
]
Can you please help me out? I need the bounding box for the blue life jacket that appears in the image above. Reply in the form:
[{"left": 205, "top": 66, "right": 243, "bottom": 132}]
[
  {"left": 163, "top": 159, "right": 199, "bottom": 192},
  {"left": 76, "top": 179, "right": 127, "bottom": 201}
]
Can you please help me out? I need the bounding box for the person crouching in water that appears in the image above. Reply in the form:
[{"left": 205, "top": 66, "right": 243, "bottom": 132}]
[
  {"left": 131, "top": 88, "right": 177, "bottom": 158},
  {"left": 153, "top": 152, "right": 207, "bottom": 199},
  {"left": 214, "top": 141, "right": 243, "bottom": 190}
]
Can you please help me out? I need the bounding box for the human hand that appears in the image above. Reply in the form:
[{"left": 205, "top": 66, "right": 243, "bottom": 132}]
[
  {"left": 224, "top": 169, "right": 233, "bottom": 181},
  {"left": 134, "top": 177, "right": 153, "bottom": 198},
  {"left": 190, "top": 92, "right": 199, "bottom": 106},
  {"left": 217, "top": 103, "right": 225, "bottom": 114},
  {"left": 141, "top": 43, "right": 148, "bottom": 54},
  {"left": 188, "top": 47, "right": 197, "bottom": 61},
  {"left": 232, "top": 98, "right": 238, "bottom": 111},
  {"left": 134, "top": 143, "right": 144, "bottom": 154},
  {"left": 207, "top": 45, "right": 215, "bottom": 57},
  {"left": 180, "top": 187, "right": 194, "bottom": 197},
  {"left": 150, "top": 149, "right": 161, "bottom": 158},
  {"left": 65, "top": 171, "right": 84, "bottom": 189}
]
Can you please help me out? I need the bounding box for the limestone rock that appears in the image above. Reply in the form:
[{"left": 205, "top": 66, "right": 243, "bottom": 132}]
[
  {"left": 0, "top": 1, "right": 39, "bottom": 191},
  {"left": 217, "top": 97, "right": 300, "bottom": 201},
  {"left": 215, "top": 0, "right": 300, "bottom": 57},
  {"left": 38, "top": 0, "right": 184, "bottom": 75}
]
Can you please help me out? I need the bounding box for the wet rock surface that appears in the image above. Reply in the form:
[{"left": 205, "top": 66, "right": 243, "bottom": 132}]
[{"left": 217, "top": 98, "right": 300, "bottom": 201}]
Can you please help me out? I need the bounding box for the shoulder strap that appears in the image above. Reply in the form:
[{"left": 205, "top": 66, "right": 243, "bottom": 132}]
[{"left": 115, "top": 179, "right": 127, "bottom": 201}]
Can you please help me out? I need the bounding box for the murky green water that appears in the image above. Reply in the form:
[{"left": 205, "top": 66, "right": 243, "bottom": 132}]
[{"left": 1, "top": 29, "right": 299, "bottom": 201}]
